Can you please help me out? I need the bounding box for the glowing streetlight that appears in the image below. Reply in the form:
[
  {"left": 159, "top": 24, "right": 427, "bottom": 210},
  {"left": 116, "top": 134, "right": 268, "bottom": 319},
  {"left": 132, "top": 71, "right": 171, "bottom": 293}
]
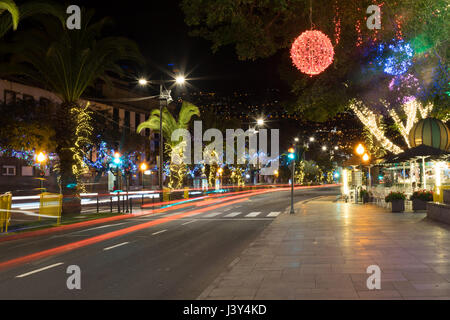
[
  {"left": 36, "top": 152, "right": 47, "bottom": 193},
  {"left": 175, "top": 75, "right": 186, "bottom": 85},
  {"left": 138, "top": 78, "right": 148, "bottom": 86},
  {"left": 217, "top": 167, "right": 224, "bottom": 175},
  {"left": 309, "top": 137, "right": 315, "bottom": 142},
  {"left": 334, "top": 146, "right": 339, "bottom": 150},
  {"left": 36, "top": 152, "right": 46, "bottom": 164},
  {"left": 362, "top": 153, "right": 370, "bottom": 162},
  {"left": 294, "top": 137, "right": 299, "bottom": 142},
  {"left": 140, "top": 162, "right": 148, "bottom": 190},
  {"left": 257, "top": 119, "right": 264, "bottom": 126},
  {"left": 356, "top": 144, "right": 365, "bottom": 156},
  {"left": 322, "top": 146, "right": 327, "bottom": 151}
]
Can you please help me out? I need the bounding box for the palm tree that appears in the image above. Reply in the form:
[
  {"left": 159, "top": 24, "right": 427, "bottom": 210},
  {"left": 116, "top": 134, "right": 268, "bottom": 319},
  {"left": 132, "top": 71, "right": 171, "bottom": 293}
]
[
  {"left": 138, "top": 102, "right": 200, "bottom": 145},
  {"left": 0, "top": 9, "right": 144, "bottom": 214},
  {"left": 137, "top": 101, "right": 200, "bottom": 189},
  {"left": 0, "top": 0, "right": 19, "bottom": 33},
  {"left": 0, "top": 1, "right": 65, "bottom": 38}
]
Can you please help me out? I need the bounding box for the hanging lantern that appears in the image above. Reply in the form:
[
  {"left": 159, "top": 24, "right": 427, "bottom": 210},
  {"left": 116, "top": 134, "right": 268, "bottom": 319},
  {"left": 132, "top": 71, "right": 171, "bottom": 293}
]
[
  {"left": 409, "top": 118, "right": 450, "bottom": 151},
  {"left": 290, "top": 30, "right": 335, "bottom": 76}
]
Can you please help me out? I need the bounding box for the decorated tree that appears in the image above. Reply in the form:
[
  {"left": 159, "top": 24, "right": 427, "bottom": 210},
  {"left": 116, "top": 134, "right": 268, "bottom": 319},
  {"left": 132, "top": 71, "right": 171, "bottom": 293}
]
[{"left": 182, "top": 0, "right": 449, "bottom": 121}]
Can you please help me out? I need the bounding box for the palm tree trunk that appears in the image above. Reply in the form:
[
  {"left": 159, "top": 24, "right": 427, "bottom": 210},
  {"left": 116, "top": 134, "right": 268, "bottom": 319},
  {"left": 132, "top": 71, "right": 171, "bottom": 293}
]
[{"left": 54, "top": 102, "right": 81, "bottom": 215}]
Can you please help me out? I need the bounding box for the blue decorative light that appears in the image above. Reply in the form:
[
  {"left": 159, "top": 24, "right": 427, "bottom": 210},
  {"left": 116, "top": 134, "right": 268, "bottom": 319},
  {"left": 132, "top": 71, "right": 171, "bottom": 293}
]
[{"left": 376, "top": 40, "right": 414, "bottom": 76}]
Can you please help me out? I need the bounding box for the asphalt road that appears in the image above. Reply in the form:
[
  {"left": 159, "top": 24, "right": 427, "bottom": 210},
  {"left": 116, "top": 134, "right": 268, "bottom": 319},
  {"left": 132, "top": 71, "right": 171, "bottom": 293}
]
[{"left": 0, "top": 186, "right": 339, "bottom": 299}]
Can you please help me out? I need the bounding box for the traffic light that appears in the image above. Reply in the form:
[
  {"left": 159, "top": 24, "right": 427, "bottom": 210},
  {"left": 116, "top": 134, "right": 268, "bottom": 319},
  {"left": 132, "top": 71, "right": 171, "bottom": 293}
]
[{"left": 288, "top": 147, "right": 295, "bottom": 160}]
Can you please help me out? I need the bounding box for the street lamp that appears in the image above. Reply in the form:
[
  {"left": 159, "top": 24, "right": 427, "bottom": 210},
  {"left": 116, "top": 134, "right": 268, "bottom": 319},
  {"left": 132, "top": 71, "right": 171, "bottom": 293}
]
[
  {"left": 138, "top": 76, "right": 187, "bottom": 192},
  {"left": 322, "top": 145, "right": 327, "bottom": 151},
  {"left": 140, "top": 162, "right": 148, "bottom": 190},
  {"left": 175, "top": 75, "right": 186, "bottom": 85},
  {"left": 356, "top": 144, "right": 365, "bottom": 156},
  {"left": 309, "top": 137, "right": 315, "bottom": 142},
  {"left": 294, "top": 137, "right": 299, "bottom": 143},
  {"left": 138, "top": 78, "right": 148, "bottom": 86},
  {"left": 254, "top": 118, "right": 265, "bottom": 184},
  {"left": 354, "top": 144, "right": 366, "bottom": 202},
  {"left": 36, "top": 152, "right": 47, "bottom": 193},
  {"left": 362, "top": 153, "right": 370, "bottom": 162}
]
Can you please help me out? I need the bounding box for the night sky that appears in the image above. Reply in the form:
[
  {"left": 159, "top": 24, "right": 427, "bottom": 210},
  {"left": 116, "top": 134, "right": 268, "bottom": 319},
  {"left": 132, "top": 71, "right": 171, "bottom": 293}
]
[{"left": 75, "top": 0, "right": 285, "bottom": 94}]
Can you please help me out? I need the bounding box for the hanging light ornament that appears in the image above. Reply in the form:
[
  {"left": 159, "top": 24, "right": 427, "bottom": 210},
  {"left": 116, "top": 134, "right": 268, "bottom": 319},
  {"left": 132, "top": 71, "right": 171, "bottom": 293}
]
[
  {"left": 290, "top": 0, "right": 334, "bottom": 76},
  {"left": 290, "top": 30, "right": 335, "bottom": 76}
]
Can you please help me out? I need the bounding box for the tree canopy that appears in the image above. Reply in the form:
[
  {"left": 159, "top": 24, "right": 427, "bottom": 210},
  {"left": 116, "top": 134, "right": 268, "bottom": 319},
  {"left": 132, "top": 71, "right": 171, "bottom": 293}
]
[{"left": 182, "top": 0, "right": 449, "bottom": 121}]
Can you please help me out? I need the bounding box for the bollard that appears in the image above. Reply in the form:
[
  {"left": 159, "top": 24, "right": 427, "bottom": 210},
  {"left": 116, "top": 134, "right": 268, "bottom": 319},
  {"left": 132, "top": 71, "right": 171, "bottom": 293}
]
[
  {"left": 130, "top": 198, "right": 133, "bottom": 213},
  {"left": 110, "top": 196, "right": 113, "bottom": 213},
  {"left": 117, "top": 194, "right": 121, "bottom": 213},
  {"left": 142, "top": 193, "right": 144, "bottom": 206},
  {"left": 96, "top": 195, "right": 99, "bottom": 214}
]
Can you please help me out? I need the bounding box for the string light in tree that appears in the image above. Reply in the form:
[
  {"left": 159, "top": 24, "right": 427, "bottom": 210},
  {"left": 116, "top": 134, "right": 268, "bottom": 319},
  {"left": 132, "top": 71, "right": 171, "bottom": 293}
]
[
  {"left": 290, "top": 30, "right": 335, "bottom": 76},
  {"left": 350, "top": 99, "right": 404, "bottom": 155},
  {"left": 333, "top": 0, "right": 341, "bottom": 46}
]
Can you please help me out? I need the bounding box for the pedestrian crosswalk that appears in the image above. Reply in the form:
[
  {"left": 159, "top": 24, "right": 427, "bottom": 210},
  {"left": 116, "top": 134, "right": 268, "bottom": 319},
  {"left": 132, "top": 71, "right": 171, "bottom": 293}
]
[
  {"left": 197, "top": 211, "right": 282, "bottom": 219},
  {"left": 203, "top": 212, "right": 223, "bottom": 218},
  {"left": 245, "top": 212, "right": 261, "bottom": 217}
]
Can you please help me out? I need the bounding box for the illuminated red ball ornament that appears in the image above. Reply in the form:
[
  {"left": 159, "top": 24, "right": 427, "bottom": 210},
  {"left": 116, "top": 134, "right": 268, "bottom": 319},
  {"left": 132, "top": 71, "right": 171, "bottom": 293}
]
[{"left": 290, "top": 30, "right": 335, "bottom": 76}]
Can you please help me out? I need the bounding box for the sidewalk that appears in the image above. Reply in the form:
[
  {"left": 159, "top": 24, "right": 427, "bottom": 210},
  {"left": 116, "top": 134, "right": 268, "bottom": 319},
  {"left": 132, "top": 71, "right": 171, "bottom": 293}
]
[{"left": 198, "top": 196, "right": 450, "bottom": 300}]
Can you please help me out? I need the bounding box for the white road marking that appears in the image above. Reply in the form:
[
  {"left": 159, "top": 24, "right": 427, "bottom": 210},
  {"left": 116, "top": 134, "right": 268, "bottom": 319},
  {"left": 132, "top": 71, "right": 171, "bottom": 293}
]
[
  {"left": 203, "top": 212, "right": 222, "bottom": 218},
  {"left": 245, "top": 212, "right": 261, "bottom": 217},
  {"left": 152, "top": 229, "right": 167, "bottom": 235},
  {"left": 182, "top": 220, "right": 197, "bottom": 226},
  {"left": 77, "top": 222, "right": 128, "bottom": 233},
  {"left": 16, "top": 263, "right": 64, "bottom": 278},
  {"left": 224, "top": 212, "right": 242, "bottom": 218},
  {"left": 103, "top": 242, "right": 129, "bottom": 251},
  {"left": 267, "top": 211, "right": 281, "bottom": 217}
]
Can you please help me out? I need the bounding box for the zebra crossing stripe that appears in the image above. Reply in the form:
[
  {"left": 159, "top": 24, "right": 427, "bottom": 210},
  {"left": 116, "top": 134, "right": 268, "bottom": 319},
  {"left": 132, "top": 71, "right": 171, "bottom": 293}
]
[
  {"left": 224, "top": 212, "right": 242, "bottom": 218},
  {"left": 245, "top": 212, "right": 261, "bottom": 217},
  {"left": 267, "top": 211, "right": 281, "bottom": 217},
  {"left": 204, "top": 212, "right": 223, "bottom": 218}
]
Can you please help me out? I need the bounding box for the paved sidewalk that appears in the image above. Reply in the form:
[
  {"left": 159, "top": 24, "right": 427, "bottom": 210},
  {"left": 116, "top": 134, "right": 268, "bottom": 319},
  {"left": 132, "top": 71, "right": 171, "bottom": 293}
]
[{"left": 198, "top": 196, "right": 450, "bottom": 300}]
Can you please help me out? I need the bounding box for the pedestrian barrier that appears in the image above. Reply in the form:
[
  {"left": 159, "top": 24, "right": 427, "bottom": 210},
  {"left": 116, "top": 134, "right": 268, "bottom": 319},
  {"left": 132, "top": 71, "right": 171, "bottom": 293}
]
[
  {"left": 184, "top": 187, "right": 189, "bottom": 199},
  {"left": 39, "top": 192, "right": 63, "bottom": 225},
  {"left": 433, "top": 186, "right": 450, "bottom": 203},
  {"left": 0, "top": 192, "right": 12, "bottom": 233}
]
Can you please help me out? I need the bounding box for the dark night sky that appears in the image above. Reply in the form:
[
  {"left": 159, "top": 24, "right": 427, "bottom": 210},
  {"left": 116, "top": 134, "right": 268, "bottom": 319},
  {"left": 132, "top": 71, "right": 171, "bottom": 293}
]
[{"left": 73, "top": 0, "right": 285, "bottom": 94}]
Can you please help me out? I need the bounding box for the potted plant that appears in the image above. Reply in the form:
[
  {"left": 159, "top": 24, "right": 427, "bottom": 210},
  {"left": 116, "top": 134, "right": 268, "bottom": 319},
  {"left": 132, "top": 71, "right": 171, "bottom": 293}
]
[
  {"left": 385, "top": 192, "right": 406, "bottom": 212},
  {"left": 410, "top": 190, "right": 433, "bottom": 211}
]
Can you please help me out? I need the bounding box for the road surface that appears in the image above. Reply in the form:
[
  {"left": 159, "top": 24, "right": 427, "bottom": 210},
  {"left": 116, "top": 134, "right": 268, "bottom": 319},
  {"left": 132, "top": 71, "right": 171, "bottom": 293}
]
[{"left": 0, "top": 186, "right": 339, "bottom": 299}]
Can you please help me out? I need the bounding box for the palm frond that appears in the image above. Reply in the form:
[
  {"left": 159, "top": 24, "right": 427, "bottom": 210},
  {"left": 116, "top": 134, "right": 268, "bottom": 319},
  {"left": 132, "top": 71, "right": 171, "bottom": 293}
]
[
  {"left": 0, "top": 7, "right": 144, "bottom": 103},
  {"left": 178, "top": 101, "right": 200, "bottom": 128},
  {"left": 0, "top": 0, "right": 18, "bottom": 25}
]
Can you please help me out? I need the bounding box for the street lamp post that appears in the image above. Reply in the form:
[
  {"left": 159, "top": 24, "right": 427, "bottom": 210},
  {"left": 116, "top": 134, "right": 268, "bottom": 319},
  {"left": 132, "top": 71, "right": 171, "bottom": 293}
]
[
  {"left": 355, "top": 144, "right": 365, "bottom": 202},
  {"left": 139, "top": 76, "right": 186, "bottom": 192},
  {"left": 140, "top": 162, "right": 148, "bottom": 190},
  {"left": 255, "top": 119, "right": 264, "bottom": 184},
  {"left": 36, "top": 152, "right": 47, "bottom": 193}
]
